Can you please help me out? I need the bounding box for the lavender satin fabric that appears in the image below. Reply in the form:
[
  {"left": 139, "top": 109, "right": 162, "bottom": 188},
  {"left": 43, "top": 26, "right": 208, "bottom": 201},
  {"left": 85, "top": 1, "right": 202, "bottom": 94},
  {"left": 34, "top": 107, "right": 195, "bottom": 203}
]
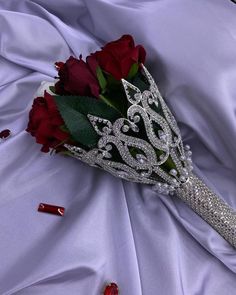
[{"left": 1, "top": 0, "right": 236, "bottom": 294}]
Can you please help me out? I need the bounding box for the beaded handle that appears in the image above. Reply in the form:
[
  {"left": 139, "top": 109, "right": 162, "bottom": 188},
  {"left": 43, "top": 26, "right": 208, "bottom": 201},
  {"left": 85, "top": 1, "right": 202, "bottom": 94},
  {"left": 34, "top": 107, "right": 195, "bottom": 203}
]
[{"left": 176, "top": 174, "right": 236, "bottom": 248}]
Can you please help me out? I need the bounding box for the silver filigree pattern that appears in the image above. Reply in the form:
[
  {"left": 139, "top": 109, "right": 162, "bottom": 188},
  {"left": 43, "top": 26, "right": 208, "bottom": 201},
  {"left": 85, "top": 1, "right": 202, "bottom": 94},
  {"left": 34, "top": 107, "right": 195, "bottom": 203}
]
[
  {"left": 64, "top": 64, "right": 236, "bottom": 248},
  {"left": 65, "top": 65, "right": 188, "bottom": 188}
]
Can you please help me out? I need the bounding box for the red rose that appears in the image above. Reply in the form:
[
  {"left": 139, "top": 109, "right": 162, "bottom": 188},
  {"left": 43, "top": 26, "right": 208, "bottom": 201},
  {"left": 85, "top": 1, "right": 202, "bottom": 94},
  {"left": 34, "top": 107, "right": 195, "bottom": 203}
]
[
  {"left": 26, "top": 92, "right": 69, "bottom": 152},
  {"left": 55, "top": 55, "right": 100, "bottom": 97},
  {"left": 93, "top": 35, "right": 146, "bottom": 80}
]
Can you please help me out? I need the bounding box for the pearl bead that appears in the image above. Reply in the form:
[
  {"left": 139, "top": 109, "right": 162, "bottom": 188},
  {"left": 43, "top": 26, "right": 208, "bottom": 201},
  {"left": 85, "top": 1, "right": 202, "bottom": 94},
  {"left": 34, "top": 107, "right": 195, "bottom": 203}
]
[
  {"left": 170, "top": 169, "right": 177, "bottom": 176},
  {"left": 185, "top": 144, "right": 190, "bottom": 150}
]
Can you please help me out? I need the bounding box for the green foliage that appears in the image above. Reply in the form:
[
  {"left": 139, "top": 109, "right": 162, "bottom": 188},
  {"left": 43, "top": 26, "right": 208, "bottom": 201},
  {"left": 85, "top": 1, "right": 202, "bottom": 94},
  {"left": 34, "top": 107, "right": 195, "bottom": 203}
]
[
  {"left": 54, "top": 95, "right": 121, "bottom": 147},
  {"left": 49, "top": 86, "right": 56, "bottom": 94},
  {"left": 131, "top": 73, "right": 149, "bottom": 92},
  {"left": 127, "top": 63, "right": 139, "bottom": 79},
  {"left": 96, "top": 67, "right": 107, "bottom": 92}
]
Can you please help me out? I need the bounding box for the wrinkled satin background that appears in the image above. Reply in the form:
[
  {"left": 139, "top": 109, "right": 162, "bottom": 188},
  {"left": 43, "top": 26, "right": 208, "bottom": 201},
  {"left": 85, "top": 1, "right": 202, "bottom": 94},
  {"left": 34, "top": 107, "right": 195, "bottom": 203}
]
[{"left": 0, "top": 0, "right": 236, "bottom": 294}]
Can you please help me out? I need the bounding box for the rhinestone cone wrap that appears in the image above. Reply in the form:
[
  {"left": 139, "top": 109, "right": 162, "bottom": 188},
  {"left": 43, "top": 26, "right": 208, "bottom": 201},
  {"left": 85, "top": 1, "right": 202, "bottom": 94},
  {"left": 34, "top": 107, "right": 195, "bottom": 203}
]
[
  {"left": 176, "top": 174, "right": 236, "bottom": 248},
  {"left": 64, "top": 65, "right": 236, "bottom": 248}
]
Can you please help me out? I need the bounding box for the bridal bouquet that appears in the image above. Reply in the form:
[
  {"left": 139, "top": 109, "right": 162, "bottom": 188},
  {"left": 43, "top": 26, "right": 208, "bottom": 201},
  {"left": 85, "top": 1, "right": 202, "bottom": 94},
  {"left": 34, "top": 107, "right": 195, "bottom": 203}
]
[{"left": 26, "top": 35, "right": 236, "bottom": 248}]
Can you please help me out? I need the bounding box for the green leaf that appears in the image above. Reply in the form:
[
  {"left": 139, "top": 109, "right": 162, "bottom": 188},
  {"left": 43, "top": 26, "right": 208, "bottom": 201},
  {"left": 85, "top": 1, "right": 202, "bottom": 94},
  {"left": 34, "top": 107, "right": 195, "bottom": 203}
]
[
  {"left": 102, "top": 89, "right": 128, "bottom": 117},
  {"left": 77, "top": 96, "right": 121, "bottom": 120},
  {"left": 131, "top": 74, "right": 149, "bottom": 92},
  {"left": 55, "top": 99, "right": 98, "bottom": 147},
  {"left": 54, "top": 95, "right": 121, "bottom": 147},
  {"left": 127, "top": 63, "right": 139, "bottom": 79},
  {"left": 99, "top": 94, "right": 119, "bottom": 112},
  {"left": 96, "top": 67, "right": 107, "bottom": 91},
  {"left": 49, "top": 86, "right": 56, "bottom": 94},
  {"left": 106, "top": 74, "right": 120, "bottom": 88},
  {"left": 60, "top": 125, "right": 69, "bottom": 132}
]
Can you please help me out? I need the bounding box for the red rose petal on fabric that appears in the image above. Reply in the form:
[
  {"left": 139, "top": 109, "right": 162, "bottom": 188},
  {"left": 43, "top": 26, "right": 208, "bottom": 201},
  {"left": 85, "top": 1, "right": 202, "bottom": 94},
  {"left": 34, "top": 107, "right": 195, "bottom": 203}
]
[
  {"left": 0, "top": 129, "right": 11, "bottom": 139},
  {"left": 104, "top": 283, "right": 119, "bottom": 295},
  {"left": 38, "top": 203, "right": 65, "bottom": 216}
]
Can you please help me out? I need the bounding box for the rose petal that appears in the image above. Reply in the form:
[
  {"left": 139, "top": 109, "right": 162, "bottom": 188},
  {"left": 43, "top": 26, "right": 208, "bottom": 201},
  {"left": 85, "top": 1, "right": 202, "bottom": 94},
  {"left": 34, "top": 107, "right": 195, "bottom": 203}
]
[
  {"left": 136, "top": 45, "right": 146, "bottom": 64},
  {"left": 104, "top": 283, "right": 119, "bottom": 295},
  {"left": 0, "top": 129, "right": 11, "bottom": 139}
]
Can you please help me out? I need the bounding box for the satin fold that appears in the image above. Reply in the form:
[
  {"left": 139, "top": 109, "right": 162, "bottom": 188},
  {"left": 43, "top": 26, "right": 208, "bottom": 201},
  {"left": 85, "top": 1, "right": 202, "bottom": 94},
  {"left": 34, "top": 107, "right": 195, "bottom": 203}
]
[{"left": 1, "top": 0, "right": 236, "bottom": 294}]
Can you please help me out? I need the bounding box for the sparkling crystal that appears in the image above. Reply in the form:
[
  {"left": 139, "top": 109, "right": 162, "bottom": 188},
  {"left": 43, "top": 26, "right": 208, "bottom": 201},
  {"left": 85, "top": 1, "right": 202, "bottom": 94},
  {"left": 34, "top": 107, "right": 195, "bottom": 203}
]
[
  {"left": 133, "top": 115, "right": 140, "bottom": 123},
  {"left": 159, "top": 154, "right": 165, "bottom": 160},
  {"left": 121, "top": 79, "right": 142, "bottom": 104},
  {"left": 153, "top": 182, "right": 161, "bottom": 191},
  {"left": 180, "top": 175, "right": 186, "bottom": 182},
  {"left": 117, "top": 171, "right": 129, "bottom": 178},
  {"left": 102, "top": 151, "right": 112, "bottom": 158},
  {"left": 169, "top": 186, "right": 175, "bottom": 192},
  {"left": 134, "top": 93, "right": 142, "bottom": 100},
  {"left": 148, "top": 97, "right": 154, "bottom": 104},
  {"left": 131, "top": 124, "right": 139, "bottom": 132},
  {"left": 170, "top": 169, "right": 177, "bottom": 176},
  {"left": 184, "top": 144, "right": 190, "bottom": 151},
  {"left": 136, "top": 154, "right": 147, "bottom": 164},
  {"left": 88, "top": 114, "right": 112, "bottom": 136},
  {"left": 158, "top": 130, "right": 167, "bottom": 141},
  {"left": 140, "top": 171, "right": 147, "bottom": 177},
  {"left": 105, "top": 144, "right": 112, "bottom": 151},
  {"left": 103, "top": 126, "right": 111, "bottom": 133},
  {"left": 189, "top": 165, "right": 193, "bottom": 171},
  {"left": 187, "top": 150, "right": 192, "bottom": 156},
  {"left": 122, "top": 125, "right": 129, "bottom": 133},
  {"left": 182, "top": 168, "right": 189, "bottom": 176}
]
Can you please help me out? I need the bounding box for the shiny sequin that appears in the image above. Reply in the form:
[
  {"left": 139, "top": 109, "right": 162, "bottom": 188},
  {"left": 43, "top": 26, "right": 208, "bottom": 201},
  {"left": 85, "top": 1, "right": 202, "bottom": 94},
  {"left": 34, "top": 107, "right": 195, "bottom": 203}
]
[{"left": 176, "top": 174, "right": 236, "bottom": 248}]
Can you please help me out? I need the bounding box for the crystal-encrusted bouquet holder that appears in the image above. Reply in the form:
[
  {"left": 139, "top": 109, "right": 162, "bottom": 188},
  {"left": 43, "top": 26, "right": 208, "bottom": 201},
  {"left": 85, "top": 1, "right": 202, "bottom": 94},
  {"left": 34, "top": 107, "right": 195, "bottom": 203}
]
[{"left": 65, "top": 65, "right": 236, "bottom": 248}]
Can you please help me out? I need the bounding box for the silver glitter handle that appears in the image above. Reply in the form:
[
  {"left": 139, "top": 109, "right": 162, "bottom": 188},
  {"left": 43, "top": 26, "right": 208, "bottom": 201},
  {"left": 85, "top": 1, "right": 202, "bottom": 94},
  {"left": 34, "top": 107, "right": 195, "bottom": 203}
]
[{"left": 176, "top": 174, "right": 236, "bottom": 248}]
